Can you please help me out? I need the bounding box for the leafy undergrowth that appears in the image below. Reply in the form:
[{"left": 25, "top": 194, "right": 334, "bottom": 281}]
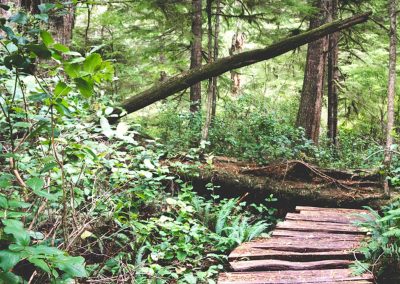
[
  {"left": 0, "top": 9, "right": 277, "bottom": 283},
  {"left": 354, "top": 201, "right": 400, "bottom": 283}
]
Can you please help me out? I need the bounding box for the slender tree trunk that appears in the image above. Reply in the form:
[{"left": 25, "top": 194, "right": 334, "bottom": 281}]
[
  {"left": 296, "top": 0, "right": 329, "bottom": 144},
  {"left": 230, "top": 31, "right": 245, "bottom": 96},
  {"left": 211, "top": 0, "right": 221, "bottom": 118},
  {"left": 202, "top": 0, "right": 214, "bottom": 141},
  {"left": 327, "top": 0, "right": 339, "bottom": 146},
  {"left": 383, "top": 0, "right": 397, "bottom": 197},
  {"left": 190, "top": 0, "right": 203, "bottom": 113},
  {"left": 108, "top": 12, "right": 371, "bottom": 121}
]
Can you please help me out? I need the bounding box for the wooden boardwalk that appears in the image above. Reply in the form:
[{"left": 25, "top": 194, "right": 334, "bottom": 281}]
[{"left": 218, "top": 206, "right": 374, "bottom": 284}]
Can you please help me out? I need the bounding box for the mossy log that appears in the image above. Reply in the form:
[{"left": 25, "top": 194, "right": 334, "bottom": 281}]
[
  {"left": 181, "top": 158, "right": 394, "bottom": 209},
  {"left": 109, "top": 12, "right": 371, "bottom": 122}
]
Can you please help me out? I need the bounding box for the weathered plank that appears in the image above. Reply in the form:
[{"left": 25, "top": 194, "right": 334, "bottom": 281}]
[
  {"left": 272, "top": 230, "right": 365, "bottom": 241},
  {"left": 296, "top": 206, "right": 370, "bottom": 214},
  {"left": 230, "top": 259, "right": 352, "bottom": 271},
  {"left": 286, "top": 212, "right": 362, "bottom": 224},
  {"left": 249, "top": 240, "right": 360, "bottom": 252},
  {"left": 221, "top": 206, "right": 374, "bottom": 283},
  {"left": 218, "top": 269, "right": 374, "bottom": 284},
  {"left": 276, "top": 220, "right": 364, "bottom": 234},
  {"left": 229, "top": 247, "right": 360, "bottom": 261}
]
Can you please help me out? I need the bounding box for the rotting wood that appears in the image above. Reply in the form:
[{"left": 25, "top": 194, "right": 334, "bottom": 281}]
[{"left": 109, "top": 12, "right": 371, "bottom": 121}]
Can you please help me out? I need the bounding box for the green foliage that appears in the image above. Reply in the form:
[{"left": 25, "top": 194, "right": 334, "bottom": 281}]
[
  {"left": 355, "top": 201, "right": 400, "bottom": 278},
  {"left": 0, "top": 7, "right": 278, "bottom": 283}
]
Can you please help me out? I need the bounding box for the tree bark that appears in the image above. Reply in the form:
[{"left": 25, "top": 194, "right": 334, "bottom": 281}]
[
  {"left": 230, "top": 32, "right": 245, "bottom": 96},
  {"left": 296, "top": 0, "right": 329, "bottom": 144},
  {"left": 108, "top": 12, "right": 371, "bottom": 122},
  {"left": 327, "top": 0, "right": 339, "bottom": 146},
  {"left": 190, "top": 0, "right": 203, "bottom": 113},
  {"left": 211, "top": 0, "right": 221, "bottom": 118},
  {"left": 18, "top": 0, "right": 74, "bottom": 45},
  {"left": 383, "top": 0, "right": 397, "bottom": 197},
  {"left": 202, "top": 0, "right": 214, "bottom": 141}
]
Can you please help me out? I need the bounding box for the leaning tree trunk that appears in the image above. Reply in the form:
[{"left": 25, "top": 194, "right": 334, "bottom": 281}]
[
  {"left": 107, "top": 12, "right": 371, "bottom": 122},
  {"left": 327, "top": 0, "right": 339, "bottom": 147},
  {"left": 190, "top": 0, "right": 203, "bottom": 113},
  {"left": 383, "top": 0, "right": 397, "bottom": 197},
  {"left": 296, "top": 0, "right": 329, "bottom": 144}
]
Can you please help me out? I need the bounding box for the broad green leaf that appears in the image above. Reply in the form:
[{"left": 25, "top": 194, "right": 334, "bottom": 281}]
[
  {"left": 0, "top": 250, "right": 22, "bottom": 271},
  {"left": 53, "top": 43, "right": 70, "bottom": 53},
  {"left": 183, "top": 273, "right": 197, "bottom": 284},
  {"left": 0, "top": 175, "right": 12, "bottom": 188},
  {"left": 40, "top": 162, "right": 58, "bottom": 173},
  {"left": 28, "top": 257, "right": 51, "bottom": 273},
  {"left": 29, "top": 92, "right": 50, "bottom": 102},
  {"left": 83, "top": 53, "right": 102, "bottom": 74},
  {"left": 5, "top": 42, "right": 17, "bottom": 53},
  {"left": 9, "top": 12, "right": 27, "bottom": 24},
  {"left": 54, "top": 255, "right": 87, "bottom": 278},
  {"left": 34, "top": 13, "right": 48, "bottom": 23},
  {"left": 40, "top": 30, "right": 54, "bottom": 46},
  {"left": 13, "top": 122, "right": 30, "bottom": 128},
  {"left": 32, "top": 189, "right": 59, "bottom": 201},
  {"left": 8, "top": 200, "right": 30, "bottom": 209},
  {"left": 0, "top": 210, "right": 28, "bottom": 218},
  {"left": 29, "top": 245, "right": 63, "bottom": 256},
  {"left": 0, "top": 272, "right": 21, "bottom": 284},
  {"left": 26, "top": 177, "right": 44, "bottom": 191},
  {"left": 2, "top": 219, "right": 30, "bottom": 246},
  {"left": 38, "top": 3, "right": 56, "bottom": 13},
  {"left": 4, "top": 54, "right": 25, "bottom": 69},
  {"left": 64, "top": 63, "right": 80, "bottom": 78},
  {"left": 25, "top": 44, "right": 52, "bottom": 59},
  {"left": 54, "top": 82, "right": 72, "bottom": 97},
  {"left": 75, "top": 78, "right": 94, "bottom": 98},
  {"left": 0, "top": 195, "right": 7, "bottom": 208}
]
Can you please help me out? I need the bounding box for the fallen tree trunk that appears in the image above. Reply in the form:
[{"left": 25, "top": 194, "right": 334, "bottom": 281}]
[
  {"left": 109, "top": 12, "right": 371, "bottom": 122},
  {"left": 177, "top": 157, "right": 395, "bottom": 209}
]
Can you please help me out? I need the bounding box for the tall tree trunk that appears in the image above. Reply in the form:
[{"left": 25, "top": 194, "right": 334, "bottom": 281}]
[
  {"left": 383, "top": 0, "right": 397, "bottom": 197},
  {"left": 327, "top": 0, "right": 339, "bottom": 146},
  {"left": 190, "top": 0, "right": 203, "bottom": 113},
  {"left": 202, "top": 0, "right": 214, "bottom": 141},
  {"left": 211, "top": 0, "right": 221, "bottom": 118},
  {"left": 296, "top": 0, "right": 329, "bottom": 144},
  {"left": 18, "top": 0, "right": 74, "bottom": 45},
  {"left": 230, "top": 31, "right": 245, "bottom": 96}
]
